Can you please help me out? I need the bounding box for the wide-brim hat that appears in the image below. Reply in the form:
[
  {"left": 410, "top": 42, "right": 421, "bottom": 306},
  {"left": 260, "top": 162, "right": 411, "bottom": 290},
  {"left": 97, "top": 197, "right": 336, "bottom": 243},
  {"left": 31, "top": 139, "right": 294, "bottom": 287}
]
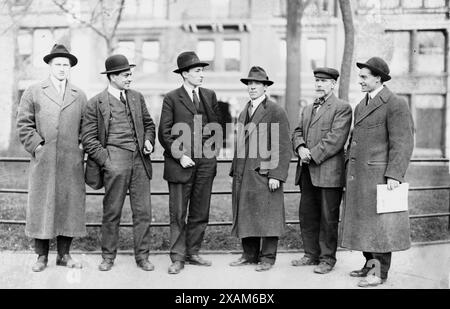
[
  {"left": 173, "top": 51, "right": 209, "bottom": 74},
  {"left": 240, "top": 66, "right": 274, "bottom": 86},
  {"left": 101, "top": 54, "right": 136, "bottom": 74},
  {"left": 356, "top": 57, "right": 391, "bottom": 82},
  {"left": 43, "top": 44, "right": 78, "bottom": 67}
]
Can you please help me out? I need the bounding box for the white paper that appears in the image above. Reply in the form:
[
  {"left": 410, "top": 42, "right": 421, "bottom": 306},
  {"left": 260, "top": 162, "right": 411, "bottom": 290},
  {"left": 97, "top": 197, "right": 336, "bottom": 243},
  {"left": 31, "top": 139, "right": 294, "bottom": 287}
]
[{"left": 376, "top": 183, "right": 409, "bottom": 214}]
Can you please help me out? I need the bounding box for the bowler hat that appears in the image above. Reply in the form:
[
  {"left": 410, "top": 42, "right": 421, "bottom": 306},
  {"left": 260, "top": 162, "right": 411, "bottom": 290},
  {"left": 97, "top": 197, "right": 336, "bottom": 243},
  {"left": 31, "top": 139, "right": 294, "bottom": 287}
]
[
  {"left": 101, "top": 54, "right": 136, "bottom": 74},
  {"left": 43, "top": 44, "right": 78, "bottom": 66},
  {"left": 240, "top": 66, "right": 274, "bottom": 86},
  {"left": 356, "top": 57, "right": 391, "bottom": 82},
  {"left": 314, "top": 67, "right": 339, "bottom": 80},
  {"left": 173, "top": 51, "right": 209, "bottom": 74}
]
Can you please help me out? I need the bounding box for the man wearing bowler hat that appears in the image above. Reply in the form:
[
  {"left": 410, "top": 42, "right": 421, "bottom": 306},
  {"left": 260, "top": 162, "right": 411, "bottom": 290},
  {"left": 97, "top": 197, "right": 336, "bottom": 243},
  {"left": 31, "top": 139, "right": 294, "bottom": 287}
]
[
  {"left": 17, "top": 44, "right": 87, "bottom": 272},
  {"left": 81, "top": 54, "right": 156, "bottom": 271},
  {"left": 340, "top": 57, "right": 414, "bottom": 287},
  {"left": 158, "top": 51, "right": 221, "bottom": 274},
  {"left": 291, "top": 67, "right": 352, "bottom": 274},
  {"left": 229, "top": 66, "right": 291, "bottom": 271}
]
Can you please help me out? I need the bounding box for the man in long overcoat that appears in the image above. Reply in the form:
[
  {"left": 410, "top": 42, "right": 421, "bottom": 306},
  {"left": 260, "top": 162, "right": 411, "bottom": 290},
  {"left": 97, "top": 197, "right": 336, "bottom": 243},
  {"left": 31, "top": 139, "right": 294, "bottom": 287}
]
[
  {"left": 81, "top": 54, "right": 156, "bottom": 272},
  {"left": 291, "top": 67, "right": 352, "bottom": 274},
  {"left": 340, "top": 57, "right": 414, "bottom": 287},
  {"left": 158, "top": 51, "right": 221, "bottom": 274},
  {"left": 229, "top": 66, "right": 291, "bottom": 271},
  {"left": 16, "top": 44, "right": 87, "bottom": 272}
]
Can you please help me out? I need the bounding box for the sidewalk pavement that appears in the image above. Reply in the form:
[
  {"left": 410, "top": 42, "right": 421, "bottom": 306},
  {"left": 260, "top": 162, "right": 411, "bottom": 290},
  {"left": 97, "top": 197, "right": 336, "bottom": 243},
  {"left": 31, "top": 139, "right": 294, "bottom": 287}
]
[{"left": 0, "top": 243, "right": 449, "bottom": 289}]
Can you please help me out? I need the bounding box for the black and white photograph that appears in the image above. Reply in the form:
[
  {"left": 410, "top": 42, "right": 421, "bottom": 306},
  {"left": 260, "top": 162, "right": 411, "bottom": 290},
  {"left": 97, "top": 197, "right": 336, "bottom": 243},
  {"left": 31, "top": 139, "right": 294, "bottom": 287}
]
[{"left": 0, "top": 0, "right": 449, "bottom": 293}]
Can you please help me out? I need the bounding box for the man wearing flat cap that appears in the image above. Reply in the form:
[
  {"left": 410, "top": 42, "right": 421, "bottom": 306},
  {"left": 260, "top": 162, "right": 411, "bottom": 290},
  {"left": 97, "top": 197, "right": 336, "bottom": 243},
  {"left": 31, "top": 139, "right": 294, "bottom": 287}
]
[
  {"left": 291, "top": 67, "right": 352, "bottom": 274},
  {"left": 229, "top": 66, "right": 291, "bottom": 271},
  {"left": 16, "top": 44, "right": 87, "bottom": 272},
  {"left": 81, "top": 54, "right": 156, "bottom": 272},
  {"left": 158, "top": 51, "right": 221, "bottom": 274},
  {"left": 340, "top": 57, "right": 414, "bottom": 287}
]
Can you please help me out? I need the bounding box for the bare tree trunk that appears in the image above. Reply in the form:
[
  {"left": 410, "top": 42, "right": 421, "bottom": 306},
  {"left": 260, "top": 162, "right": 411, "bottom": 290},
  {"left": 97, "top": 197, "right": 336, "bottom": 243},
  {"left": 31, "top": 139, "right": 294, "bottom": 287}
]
[
  {"left": 285, "top": 0, "right": 301, "bottom": 130},
  {"left": 338, "top": 0, "right": 354, "bottom": 102}
]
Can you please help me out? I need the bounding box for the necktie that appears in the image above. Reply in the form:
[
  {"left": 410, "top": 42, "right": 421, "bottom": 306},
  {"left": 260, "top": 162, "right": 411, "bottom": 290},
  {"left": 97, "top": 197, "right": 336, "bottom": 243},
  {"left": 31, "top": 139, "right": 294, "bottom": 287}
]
[
  {"left": 120, "top": 91, "right": 126, "bottom": 104},
  {"left": 248, "top": 102, "right": 253, "bottom": 117},
  {"left": 59, "top": 82, "right": 64, "bottom": 99},
  {"left": 192, "top": 90, "right": 200, "bottom": 111},
  {"left": 311, "top": 98, "right": 324, "bottom": 119}
]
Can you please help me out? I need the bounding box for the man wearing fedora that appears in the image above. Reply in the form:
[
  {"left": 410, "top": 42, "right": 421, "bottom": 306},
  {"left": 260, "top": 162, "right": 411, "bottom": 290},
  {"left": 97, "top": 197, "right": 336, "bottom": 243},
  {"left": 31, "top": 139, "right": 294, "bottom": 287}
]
[
  {"left": 81, "top": 54, "right": 156, "bottom": 271},
  {"left": 158, "top": 51, "right": 221, "bottom": 274},
  {"left": 291, "top": 67, "right": 352, "bottom": 274},
  {"left": 229, "top": 66, "right": 291, "bottom": 271},
  {"left": 340, "top": 57, "right": 414, "bottom": 287},
  {"left": 16, "top": 44, "right": 87, "bottom": 272}
]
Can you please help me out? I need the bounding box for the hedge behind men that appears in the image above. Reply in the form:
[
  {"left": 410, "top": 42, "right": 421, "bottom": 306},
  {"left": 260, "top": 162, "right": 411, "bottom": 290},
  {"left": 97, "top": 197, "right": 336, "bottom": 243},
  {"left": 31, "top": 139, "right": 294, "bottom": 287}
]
[
  {"left": 340, "top": 57, "right": 414, "bottom": 287},
  {"left": 81, "top": 54, "right": 156, "bottom": 271},
  {"left": 229, "top": 66, "right": 291, "bottom": 272},
  {"left": 16, "top": 44, "right": 87, "bottom": 272},
  {"left": 291, "top": 68, "right": 352, "bottom": 274},
  {"left": 158, "top": 51, "right": 221, "bottom": 274}
]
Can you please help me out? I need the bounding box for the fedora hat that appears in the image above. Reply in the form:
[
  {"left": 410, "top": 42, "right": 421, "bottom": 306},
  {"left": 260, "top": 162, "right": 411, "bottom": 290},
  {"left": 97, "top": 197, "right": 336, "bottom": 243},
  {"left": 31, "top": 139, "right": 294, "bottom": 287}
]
[
  {"left": 356, "top": 57, "right": 391, "bottom": 82},
  {"left": 43, "top": 44, "right": 78, "bottom": 66},
  {"left": 240, "top": 66, "right": 274, "bottom": 86},
  {"left": 101, "top": 54, "right": 136, "bottom": 74},
  {"left": 173, "top": 51, "right": 209, "bottom": 74}
]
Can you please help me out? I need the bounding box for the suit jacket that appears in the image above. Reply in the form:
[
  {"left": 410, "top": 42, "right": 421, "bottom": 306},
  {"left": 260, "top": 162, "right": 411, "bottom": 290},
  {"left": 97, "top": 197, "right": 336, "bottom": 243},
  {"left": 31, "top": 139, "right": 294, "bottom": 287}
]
[
  {"left": 158, "top": 86, "right": 221, "bottom": 183},
  {"left": 81, "top": 88, "right": 156, "bottom": 189},
  {"left": 292, "top": 93, "right": 352, "bottom": 188}
]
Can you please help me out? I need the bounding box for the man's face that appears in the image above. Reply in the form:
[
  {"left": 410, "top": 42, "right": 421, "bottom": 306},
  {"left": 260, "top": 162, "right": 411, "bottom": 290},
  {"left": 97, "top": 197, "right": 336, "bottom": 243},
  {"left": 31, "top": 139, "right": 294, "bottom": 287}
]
[
  {"left": 49, "top": 57, "right": 71, "bottom": 81},
  {"left": 247, "top": 81, "right": 267, "bottom": 100},
  {"left": 358, "top": 67, "right": 381, "bottom": 92},
  {"left": 314, "top": 77, "right": 335, "bottom": 99},
  {"left": 182, "top": 66, "right": 204, "bottom": 88},
  {"left": 110, "top": 70, "right": 133, "bottom": 90}
]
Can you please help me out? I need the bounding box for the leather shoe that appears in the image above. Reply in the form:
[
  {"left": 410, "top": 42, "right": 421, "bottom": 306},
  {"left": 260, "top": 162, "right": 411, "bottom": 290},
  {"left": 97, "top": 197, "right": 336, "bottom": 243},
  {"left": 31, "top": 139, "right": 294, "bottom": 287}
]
[
  {"left": 255, "top": 262, "right": 272, "bottom": 272},
  {"left": 56, "top": 254, "right": 82, "bottom": 269},
  {"left": 137, "top": 259, "right": 155, "bottom": 271},
  {"left": 168, "top": 261, "right": 184, "bottom": 274},
  {"left": 229, "top": 257, "right": 257, "bottom": 267},
  {"left": 98, "top": 258, "right": 114, "bottom": 271},
  {"left": 32, "top": 255, "right": 48, "bottom": 272},
  {"left": 291, "top": 256, "right": 319, "bottom": 266},
  {"left": 186, "top": 255, "right": 212, "bottom": 266},
  {"left": 313, "top": 262, "right": 334, "bottom": 274},
  {"left": 350, "top": 267, "right": 370, "bottom": 277},
  {"left": 357, "top": 275, "right": 386, "bottom": 287}
]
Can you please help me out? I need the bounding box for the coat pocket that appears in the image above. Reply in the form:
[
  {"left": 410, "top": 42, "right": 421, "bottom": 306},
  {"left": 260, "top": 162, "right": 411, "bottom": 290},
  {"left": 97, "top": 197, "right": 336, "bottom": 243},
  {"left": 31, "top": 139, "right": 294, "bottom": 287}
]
[{"left": 367, "top": 160, "right": 388, "bottom": 165}]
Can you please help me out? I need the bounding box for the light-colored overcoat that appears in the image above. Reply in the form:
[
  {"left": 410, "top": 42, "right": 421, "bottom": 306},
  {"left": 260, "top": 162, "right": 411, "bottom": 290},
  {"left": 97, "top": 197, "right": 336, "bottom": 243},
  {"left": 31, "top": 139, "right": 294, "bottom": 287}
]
[
  {"left": 339, "top": 86, "right": 414, "bottom": 252},
  {"left": 16, "top": 78, "right": 87, "bottom": 239},
  {"left": 230, "top": 97, "right": 291, "bottom": 238}
]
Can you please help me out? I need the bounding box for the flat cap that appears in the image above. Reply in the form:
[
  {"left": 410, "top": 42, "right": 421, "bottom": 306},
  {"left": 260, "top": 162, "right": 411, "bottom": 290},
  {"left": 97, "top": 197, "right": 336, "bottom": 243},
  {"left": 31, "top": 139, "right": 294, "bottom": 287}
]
[{"left": 313, "top": 67, "right": 340, "bottom": 80}]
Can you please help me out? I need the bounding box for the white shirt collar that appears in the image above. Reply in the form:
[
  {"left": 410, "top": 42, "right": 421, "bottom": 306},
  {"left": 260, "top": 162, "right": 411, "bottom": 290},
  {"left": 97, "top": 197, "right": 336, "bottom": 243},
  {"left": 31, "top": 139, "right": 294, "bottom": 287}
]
[
  {"left": 249, "top": 94, "right": 266, "bottom": 116},
  {"left": 183, "top": 83, "right": 199, "bottom": 102},
  {"left": 50, "top": 75, "right": 66, "bottom": 93},
  {"left": 108, "top": 84, "right": 126, "bottom": 102},
  {"left": 369, "top": 85, "right": 384, "bottom": 99}
]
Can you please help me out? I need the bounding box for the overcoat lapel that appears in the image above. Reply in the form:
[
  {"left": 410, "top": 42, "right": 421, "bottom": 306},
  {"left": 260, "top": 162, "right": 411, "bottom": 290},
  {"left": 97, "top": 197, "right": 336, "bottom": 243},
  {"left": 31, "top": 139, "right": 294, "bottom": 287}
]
[
  {"left": 98, "top": 89, "right": 111, "bottom": 133},
  {"left": 354, "top": 87, "right": 390, "bottom": 125},
  {"left": 61, "top": 82, "right": 78, "bottom": 110},
  {"left": 178, "top": 86, "right": 197, "bottom": 115},
  {"left": 42, "top": 78, "right": 62, "bottom": 106}
]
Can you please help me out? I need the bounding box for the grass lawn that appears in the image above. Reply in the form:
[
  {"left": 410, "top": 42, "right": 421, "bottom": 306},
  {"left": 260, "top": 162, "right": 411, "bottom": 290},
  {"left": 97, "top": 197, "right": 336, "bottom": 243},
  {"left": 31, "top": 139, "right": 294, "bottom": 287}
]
[{"left": 0, "top": 159, "right": 449, "bottom": 252}]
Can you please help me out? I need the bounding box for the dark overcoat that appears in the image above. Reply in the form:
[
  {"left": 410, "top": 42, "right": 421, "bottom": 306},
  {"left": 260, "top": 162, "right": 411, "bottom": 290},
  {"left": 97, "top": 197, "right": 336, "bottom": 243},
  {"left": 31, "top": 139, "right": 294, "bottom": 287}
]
[
  {"left": 81, "top": 88, "right": 156, "bottom": 186},
  {"left": 158, "top": 86, "right": 221, "bottom": 183},
  {"left": 292, "top": 93, "right": 352, "bottom": 188},
  {"left": 230, "top": 97, "right": 292, "bottom": 238},
  {"left": 339, "top": 86, "right": 414, "bottom": 252},
  {"left": 16, "top": 79, "right": 87, "bottom": 239}
]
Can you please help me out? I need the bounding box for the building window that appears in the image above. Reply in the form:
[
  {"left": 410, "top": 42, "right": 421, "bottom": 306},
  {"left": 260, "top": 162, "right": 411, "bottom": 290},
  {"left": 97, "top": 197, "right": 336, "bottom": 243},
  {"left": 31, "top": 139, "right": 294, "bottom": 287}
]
[
  {"left": 414, "top": 95, "right": 445, "bottom": 151},
  {"left": 416, "top": 30, "right": 445, "bottom": 74},
  {"left": 197, "top": 40, "right": 215, "bottom": 71},
  {"left": 424, "top": 0, "right": 446, "bottom": 8},
  {"left": 387, "top": 31, "right": 410, "bottom": 74},
  {"left": 223, "top": 40, "right": 240, "bottom": 71},
  {"left": 307, "top": 38, "right": 326, "bottom": 69},
  {"left": 381, "top": 0, "right": 401, "bottom": 8},
  {"left": 123, "top": 0, "right": 167, "bottom": 18},
  {"left": 142, "top": 41, "right": 160, "bottom": 74},
  {"left": 30, "top": 28, "right": 70, "bottom": 67},
  {"left": 114, "top": 40, "right": 136, "bottom": 64}
]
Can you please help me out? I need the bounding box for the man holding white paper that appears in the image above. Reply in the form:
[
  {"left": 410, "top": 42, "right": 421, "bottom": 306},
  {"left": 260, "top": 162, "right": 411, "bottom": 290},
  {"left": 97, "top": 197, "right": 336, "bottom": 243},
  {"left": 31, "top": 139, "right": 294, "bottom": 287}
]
[{"left": 339, "top": 57, "right": 414, "bottom": 287}]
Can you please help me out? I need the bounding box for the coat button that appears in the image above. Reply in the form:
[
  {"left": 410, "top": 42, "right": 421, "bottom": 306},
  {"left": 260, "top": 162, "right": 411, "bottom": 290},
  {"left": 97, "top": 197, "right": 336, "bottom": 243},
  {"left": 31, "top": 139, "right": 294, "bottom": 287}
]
[
  {"left": 349, "top": 176, "right": 354, "bottom": 180},
  {"left": 351, "top": 158, "right": 356, "bottom": 162},
  {"left": 352, "top": 141, "right": 357, "bottom": 145}
]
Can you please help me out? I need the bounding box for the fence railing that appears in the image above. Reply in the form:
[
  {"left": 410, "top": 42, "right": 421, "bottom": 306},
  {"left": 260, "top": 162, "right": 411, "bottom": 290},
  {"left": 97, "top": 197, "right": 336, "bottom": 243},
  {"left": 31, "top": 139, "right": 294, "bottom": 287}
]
[{"left": 0, "top": 157, "right": 449, "bottom": 230}]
